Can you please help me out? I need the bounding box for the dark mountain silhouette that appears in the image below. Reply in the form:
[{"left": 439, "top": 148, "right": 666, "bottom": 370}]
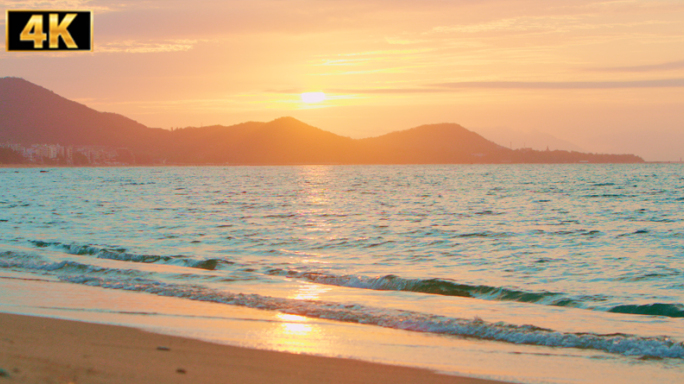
[
  {"left": 159, "top": 117, "right": 358, "bottom": 164},
  {"left": 358, "top": 123, "right": 508, "bottom": 163},
  {"left": 0, "top": 77, "right": 165, "bottom": 149},
  {"left": 0, "top": 77, "right": 644, "bottom": 164}
]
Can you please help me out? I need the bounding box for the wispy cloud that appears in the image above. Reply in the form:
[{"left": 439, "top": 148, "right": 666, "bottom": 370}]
[
  {"left": 584, "top": 0, "right": 684, "bottom": 12},
  {"left": 331, "top": 78, "right": 684, "bottom": 94},
  {"left": 0, "top": 0, "right": 113, "bottom": 12},
  {"left": 96, "top": 39, "right": 198, "bottom": 53},
  {"left": 429, "top": 15, "right": 669, "bottom": 36},
  {"left": 332, "top": 48, "right": 434, "bottom": 57},
  {"left": 329, "top": 88, "right": 448, "bottom": 94},
  {"left": 316, "top": 58, "right": 370, "bottom": 66},
  {"left": 590, "top": 60, "right": 684, "bottom": 72},
  {"left": 431, "top": 17, "right": 542, "bottom": 34},
  {"left": 432, "top": 78, "right": 684, "bottom": 89},
  {"left": 384, "top": 37, "right": 426, "bottom": 45}
]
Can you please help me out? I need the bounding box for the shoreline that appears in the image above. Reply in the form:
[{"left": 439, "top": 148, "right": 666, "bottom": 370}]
[
  {"left": 0, "top": 312, "right": 511, "bottom": 384},
  {"left": 1, "top": 161, "right": 679, "bottom": 169}
]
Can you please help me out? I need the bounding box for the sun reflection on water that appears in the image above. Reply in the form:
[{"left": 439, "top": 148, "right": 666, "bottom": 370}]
[
  {"left": 276, "top": 313, "right": 313, "bottom": 336},
  {"left": 291, "top": 282, "right": 331, "bottom": 301},
  {"left": 256, "top": 283, "right": 335, "bottom": 355},
  {"left": 297, "top": 166, "right": 331, "bottom": 205}
]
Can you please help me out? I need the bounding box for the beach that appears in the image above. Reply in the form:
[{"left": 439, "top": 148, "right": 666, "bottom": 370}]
[{"left": 0, "top": 311, "right": 511, "bottom": 384}]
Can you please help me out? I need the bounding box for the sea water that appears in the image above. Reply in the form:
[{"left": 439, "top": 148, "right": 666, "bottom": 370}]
[{"left": 0, "top": 164, "right": 682, "bottom": 383}]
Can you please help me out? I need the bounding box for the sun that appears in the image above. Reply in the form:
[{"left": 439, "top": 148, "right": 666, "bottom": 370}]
[{"left": 300, "top": 92, "right": 326, "bottom": 103}]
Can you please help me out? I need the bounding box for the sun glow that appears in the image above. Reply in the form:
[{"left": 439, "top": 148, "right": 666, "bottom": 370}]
[{"left": 300, "top": 92, "right": 326, "bottom": 103}]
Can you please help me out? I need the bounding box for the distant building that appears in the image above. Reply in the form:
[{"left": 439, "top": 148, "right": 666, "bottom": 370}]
[{"left": 1, "top": 142, "right": 134, "bottom": 165}]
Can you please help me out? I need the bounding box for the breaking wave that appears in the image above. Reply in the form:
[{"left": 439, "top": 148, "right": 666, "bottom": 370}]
[
  {"left": 8, "top": 241, "right": 684, "bottom": 319},
  {"left": 59, "top": 275, "right": 684, "bottom": 359}
]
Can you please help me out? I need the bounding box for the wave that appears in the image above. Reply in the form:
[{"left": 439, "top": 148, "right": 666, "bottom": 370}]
[
  {"left": 29, "top": 240, "right": 232, "bottom": 271},
  {"left": 60, "top": 275, "right": 684, "bottom": 359},
  {"left": 617, "top": 229, "right": 649, "bottom": 237},
  {"left": 2, "top": 247, "right": 579, "bottom": 308},
  {"left": 267, "top": 269, "right": 580, "bottom": 305},
  {"left": 591, "top": 183, "right": 615, "bottom": 187},
  {"left": 583, "top": 194, "right": 630, "bottom": 198},
  {"left": 609, "top": 304, "right": 684, "bottom": 318},
  {"left": 13, "top": 241, "right": 684, "bottom": 320},
  {"left": 268, "top": 270, "right": 684, "bottom": 318},
  {"left": 0, "top": 251, "right": 148, "bottom": 277},
  {"left": 0, "top": 250, "right": 250, "bottom": 286}
]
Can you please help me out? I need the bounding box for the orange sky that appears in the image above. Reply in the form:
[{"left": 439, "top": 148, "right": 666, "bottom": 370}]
[{"left": 2, "top": 0, "right": 683, "bottom": 161}]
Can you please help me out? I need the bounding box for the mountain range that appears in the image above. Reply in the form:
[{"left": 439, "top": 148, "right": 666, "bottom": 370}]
[{"left": 0, "top": 77, "right": 643, "bottom": 164}]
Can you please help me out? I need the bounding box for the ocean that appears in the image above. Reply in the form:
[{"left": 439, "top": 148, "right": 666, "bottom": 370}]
[{"left": 1, "top": 164, "right": 682, "bottom": 383}]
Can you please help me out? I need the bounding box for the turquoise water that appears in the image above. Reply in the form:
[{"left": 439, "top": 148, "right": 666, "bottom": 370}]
[{"left": 1, "top": 164, "right": 683, "bottom": 381}]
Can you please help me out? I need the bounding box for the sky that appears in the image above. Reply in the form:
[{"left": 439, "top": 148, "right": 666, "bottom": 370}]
[{"left": 1, "top": 0, "right": 683, "bottom": 161}]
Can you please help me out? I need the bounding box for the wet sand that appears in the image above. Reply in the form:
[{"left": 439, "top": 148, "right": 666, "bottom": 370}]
[{"left": 0, "top": 312, "right": 512, "bottom": 384}]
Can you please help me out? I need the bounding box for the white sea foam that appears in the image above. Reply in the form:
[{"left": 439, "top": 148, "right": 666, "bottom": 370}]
[{"left": 55, "top": 274, "right": 683, "bottom": 359}]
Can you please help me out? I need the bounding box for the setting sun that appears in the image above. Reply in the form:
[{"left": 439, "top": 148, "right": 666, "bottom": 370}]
[{"left": 300, "top": 92, "right": 326, "bottom": 103}]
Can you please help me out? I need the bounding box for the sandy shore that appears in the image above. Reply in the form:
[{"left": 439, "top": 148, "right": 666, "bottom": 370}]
[{"left": 0, "top": 312, "right": 512, "bottom": 384}]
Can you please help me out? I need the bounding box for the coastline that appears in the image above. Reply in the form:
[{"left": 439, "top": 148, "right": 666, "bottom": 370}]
[
  {"left": 1, "top": 161, "right": 681, "bottom": 169},
  {"left": 0, "top": 312, "right": 510, "bottom": 384}
]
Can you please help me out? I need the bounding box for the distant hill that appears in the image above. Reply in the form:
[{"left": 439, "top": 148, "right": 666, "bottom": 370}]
[
  {"left": 159, "top": 117, "right": 358, "bottom": 164},
  {"left": 0, "top": 77, "right": 166, "bottom": 149},
  {"left": 475, "top": 127, "right": 587, "bottom": 152},
  {"left": 0, "top": 77, "right": 644, "bottom": 165},
  {"left": 358, "top": 123, "right": 508, "bottom": 163}
]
